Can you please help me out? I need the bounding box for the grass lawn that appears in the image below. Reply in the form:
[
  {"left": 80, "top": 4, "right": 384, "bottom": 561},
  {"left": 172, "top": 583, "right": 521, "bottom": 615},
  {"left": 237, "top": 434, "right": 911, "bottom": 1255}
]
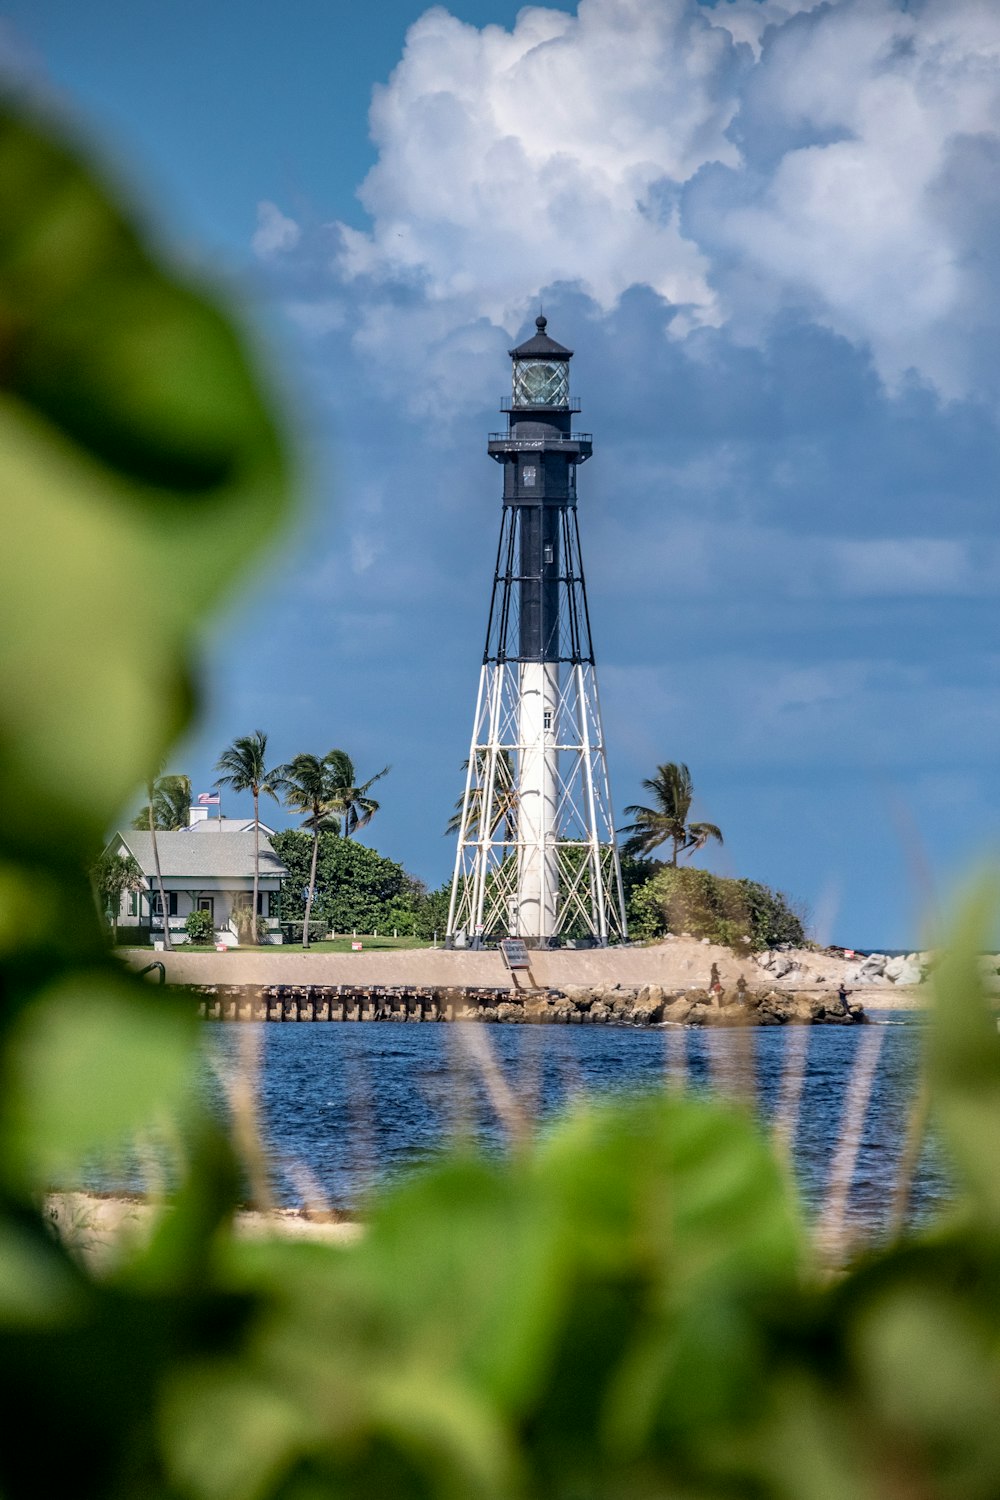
[
  {"left": 120, "top": 936, "right": 435, "bottom": 954},
  {"left": 236, "top": 936, "right": 435, "bottom": 954}
]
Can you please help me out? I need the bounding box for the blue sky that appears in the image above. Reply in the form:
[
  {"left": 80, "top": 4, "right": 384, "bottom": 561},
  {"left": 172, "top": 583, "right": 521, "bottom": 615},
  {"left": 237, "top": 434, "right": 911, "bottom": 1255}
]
[{"left": 5, "top": 0, "right": 1000, "bottom": 947}]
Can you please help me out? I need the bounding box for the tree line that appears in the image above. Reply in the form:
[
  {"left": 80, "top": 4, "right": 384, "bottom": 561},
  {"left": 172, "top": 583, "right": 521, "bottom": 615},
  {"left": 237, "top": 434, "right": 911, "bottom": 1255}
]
[
  {"left": 96, "top": 748, "right": 802, "bottom": 952},
  {"left": 106, "top": 733, "right": 389, "bottom": 949}
]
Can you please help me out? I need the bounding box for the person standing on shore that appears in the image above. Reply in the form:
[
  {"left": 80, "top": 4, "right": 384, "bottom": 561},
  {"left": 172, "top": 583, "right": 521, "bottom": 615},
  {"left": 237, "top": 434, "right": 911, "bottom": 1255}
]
[{"left": 838, "top": 982, "right": 851, "bottom": 1012}]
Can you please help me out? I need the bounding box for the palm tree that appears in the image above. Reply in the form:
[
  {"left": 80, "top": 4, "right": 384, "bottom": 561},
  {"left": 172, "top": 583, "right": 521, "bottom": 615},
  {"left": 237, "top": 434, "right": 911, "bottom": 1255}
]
[
  {"left": 275, "top": 753, "right": 334, "bottom": 949},
  {"left": 214, "top": 730, "right": 285, "bottom": 945},
  {"left": 446, "top": 750, "right": 518, "bottom": 843},
  {"left": 620, "top": 762, "right": 723, "bottom": 866},
  {"left": 131, "top": 773, "right": 192, "bottom": 831},
  {"left": 323, "top": 749, "right": 389, "bottom": 839},
  {"left": 135, "top": 773, "right": 191, "bottom": 949},
  {"left": 92, "top": 849, "right": 144, "bottom": 943}
]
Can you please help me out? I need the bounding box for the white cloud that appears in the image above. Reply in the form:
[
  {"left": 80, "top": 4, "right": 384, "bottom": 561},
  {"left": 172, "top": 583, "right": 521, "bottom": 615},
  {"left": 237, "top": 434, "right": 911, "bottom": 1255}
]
[
  {"left": 703, "top": 0, "right": 1000, "bottom": 396},
  {"left": 337, "top": 0, "right": 747, "bottom": 336},
  {"left": 252, "top": 200, "right": 301, "bottom": 258},
  {"left": 298, "top": 0, "right": 1000, "bottom": 404}
]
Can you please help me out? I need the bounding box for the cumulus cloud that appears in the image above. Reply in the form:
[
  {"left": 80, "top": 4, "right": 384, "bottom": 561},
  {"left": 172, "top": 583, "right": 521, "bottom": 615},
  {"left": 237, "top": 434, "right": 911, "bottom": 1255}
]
[
  {"left": 693, "top": 0, "right": 1000, "bottom": 397},
  {"left": 252, "top": 200, "right": 302, "bottom": 258},
  {"left": 338, "top": 0, "right": 746, "bottom": 336},
  {"left": 269, "top": 0, "right": 1000, "bottom": 404}
]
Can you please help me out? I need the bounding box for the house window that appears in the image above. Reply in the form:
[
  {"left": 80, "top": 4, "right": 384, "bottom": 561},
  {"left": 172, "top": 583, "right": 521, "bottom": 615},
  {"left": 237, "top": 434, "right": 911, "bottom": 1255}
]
[
  {"left": 127, "top": 892, "right": 138, "bottom": 917},
  {"left": 152, "top": 892, "right": 178, "bottom": 917},
  {"left": 198, "top": 897, "right": 215, "bottom": 922},
  {"left": 256, "top": 892, "right": 268, "bottom": 916},
  {"left": 522, "top": 464, "right": 536, "bottom": 487}
]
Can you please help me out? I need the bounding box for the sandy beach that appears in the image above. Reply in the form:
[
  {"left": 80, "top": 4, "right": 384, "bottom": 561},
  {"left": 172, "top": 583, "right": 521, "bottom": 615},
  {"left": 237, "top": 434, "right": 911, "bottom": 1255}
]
[{"left": 121, "top": 936, "right": 928, "bottom": 1010}]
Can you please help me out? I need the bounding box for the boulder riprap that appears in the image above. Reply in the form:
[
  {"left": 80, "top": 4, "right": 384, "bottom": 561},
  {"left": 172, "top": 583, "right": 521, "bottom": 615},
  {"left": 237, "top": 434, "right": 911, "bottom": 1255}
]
[{"left": 454, "top": 985, "right": 866, "bottom": 1027}]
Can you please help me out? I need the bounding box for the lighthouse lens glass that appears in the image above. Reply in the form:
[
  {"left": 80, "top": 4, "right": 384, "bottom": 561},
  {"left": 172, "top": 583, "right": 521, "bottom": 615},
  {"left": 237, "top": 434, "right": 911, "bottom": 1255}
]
[{"left": 513, "top": 360, "right": 567, "bottom": 407}]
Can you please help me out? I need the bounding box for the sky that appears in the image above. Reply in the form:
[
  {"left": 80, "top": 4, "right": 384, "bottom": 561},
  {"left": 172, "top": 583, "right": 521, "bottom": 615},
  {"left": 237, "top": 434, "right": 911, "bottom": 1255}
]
[{"left": 4, "top": 0, "right": 1000, "bottom": 948}]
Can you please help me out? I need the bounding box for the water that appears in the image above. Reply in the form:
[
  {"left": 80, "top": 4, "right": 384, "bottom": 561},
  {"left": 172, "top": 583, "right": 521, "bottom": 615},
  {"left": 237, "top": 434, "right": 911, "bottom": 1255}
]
[{"left": 205, "top": 1011, "right": 952, "bottom": 1237}]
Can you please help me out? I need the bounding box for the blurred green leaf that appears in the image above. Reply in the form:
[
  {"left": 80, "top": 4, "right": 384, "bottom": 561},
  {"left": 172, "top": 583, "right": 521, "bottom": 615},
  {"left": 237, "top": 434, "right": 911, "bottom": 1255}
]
[
  {"left": 925, "top": 879, "right": 1000, "bottom": 1225},
  {"left": 0, "top": 1217, "right": 82, "bottom": 1325},
  {"left": 534, "top": 1094, "right": 803, "bottom": 1290},
  {"left": 161, "top": 1363, "right": 312, "bottom": 1500},
  {"left": 0, "top": 106, "right": 291, "bottom": 864},
  {"left": 2, "top": 974, "right": 196, "bottom": 1183}
]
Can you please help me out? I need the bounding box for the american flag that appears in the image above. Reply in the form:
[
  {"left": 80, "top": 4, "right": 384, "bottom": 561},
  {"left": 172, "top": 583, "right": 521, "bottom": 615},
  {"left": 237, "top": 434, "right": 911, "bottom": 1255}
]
[{"left": 197, "top": 792, "right": 221, "bottom": 805}]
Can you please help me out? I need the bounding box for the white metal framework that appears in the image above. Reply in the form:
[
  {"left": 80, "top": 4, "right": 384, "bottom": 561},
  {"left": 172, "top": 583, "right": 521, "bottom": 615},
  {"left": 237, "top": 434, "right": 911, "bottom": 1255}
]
[{"left": 447, "top": 503, "right": 627, "bottom": 946}]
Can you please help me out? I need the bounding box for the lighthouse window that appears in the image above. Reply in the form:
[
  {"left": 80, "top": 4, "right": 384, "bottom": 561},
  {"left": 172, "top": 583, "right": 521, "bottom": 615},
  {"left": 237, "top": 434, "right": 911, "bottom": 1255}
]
[
  {"left": 543, "top": 710, "right": 552, "bottom": 731},
  {"left": 523, "top": 465, "right": 536, "bottom": 487},
  {"left": 543, "top": 544, "right": 554, "bottom": 565},
  {"left": 513, "top": 360, "right": 568, "bottom": 407}
]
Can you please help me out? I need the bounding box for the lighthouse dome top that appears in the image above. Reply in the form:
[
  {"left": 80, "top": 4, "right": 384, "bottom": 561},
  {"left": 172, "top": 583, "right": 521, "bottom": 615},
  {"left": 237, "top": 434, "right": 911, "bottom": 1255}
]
[{"left": 508, "top": 315, "right": 573, "bottom": 361}]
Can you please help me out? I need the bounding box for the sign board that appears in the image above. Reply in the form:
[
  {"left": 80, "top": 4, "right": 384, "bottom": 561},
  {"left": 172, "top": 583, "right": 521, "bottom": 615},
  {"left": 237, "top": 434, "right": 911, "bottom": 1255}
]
[
  {"left": 500, "top": 938, "right": 531, "bottom": 971},
  {"left": 351, "top": 941, "right": 363, "bottom": 951}
]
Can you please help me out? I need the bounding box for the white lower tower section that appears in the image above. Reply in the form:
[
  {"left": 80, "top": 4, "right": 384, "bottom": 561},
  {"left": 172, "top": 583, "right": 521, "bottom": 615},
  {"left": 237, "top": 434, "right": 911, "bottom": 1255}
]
[
  {"left": 516, "top": 661, "right": 560, "bottom": 937},
  {"left": 446, "top": 657, "right": 626, "bottom": 945}
]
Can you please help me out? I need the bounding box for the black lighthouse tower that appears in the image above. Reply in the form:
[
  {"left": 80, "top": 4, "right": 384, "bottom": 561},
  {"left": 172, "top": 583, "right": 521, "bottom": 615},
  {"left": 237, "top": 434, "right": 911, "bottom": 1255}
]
[{"left": 446, "top": 317, "right": 627, "bottom": 945}]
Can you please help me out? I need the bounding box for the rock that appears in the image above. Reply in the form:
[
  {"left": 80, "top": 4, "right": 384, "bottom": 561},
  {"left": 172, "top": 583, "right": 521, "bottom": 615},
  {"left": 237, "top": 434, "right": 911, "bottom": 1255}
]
[
  {"left": 496, "top": 1002, "right": 524, "bottom": 1022},
  {"left": 885, "top": 956, "right": 922, "bottom": 986},
  {"left": 859, "top": 953, "right": 886, "bottom": 976},
  {"left": 631, "top": 992, "right": 665, "bottom": 1024},
  {"left": 686, "top": 1003, "right": 714, "bottom": 1026},
  {"left": 700, "top": 937, "right": 711, "bottom": 945},
  {"left": 712, "top": 1003, "right": 750, "bottom": 1026}
]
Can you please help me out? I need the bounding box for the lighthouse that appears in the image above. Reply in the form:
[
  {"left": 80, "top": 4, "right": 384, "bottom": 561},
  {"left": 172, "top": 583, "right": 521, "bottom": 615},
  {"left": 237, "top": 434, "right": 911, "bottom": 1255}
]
[{"left": 446, "top": 317, "right": 627, "bottom": 947}]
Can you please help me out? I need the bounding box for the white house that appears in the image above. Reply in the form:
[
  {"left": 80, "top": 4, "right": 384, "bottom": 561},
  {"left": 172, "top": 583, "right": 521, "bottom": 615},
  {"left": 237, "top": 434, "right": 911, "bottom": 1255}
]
[{"left": 108, "top": 829, "right": 288, "bottom": 946}]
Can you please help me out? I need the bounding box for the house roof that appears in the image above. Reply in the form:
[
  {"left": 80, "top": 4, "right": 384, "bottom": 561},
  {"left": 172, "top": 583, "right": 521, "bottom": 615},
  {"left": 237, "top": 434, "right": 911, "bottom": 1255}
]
[
  {"left": 115, "top": 830, "right": 287, "bottom": 881},
  {"left": 187, "top": 817, "right": 276, "bottom": 835}
]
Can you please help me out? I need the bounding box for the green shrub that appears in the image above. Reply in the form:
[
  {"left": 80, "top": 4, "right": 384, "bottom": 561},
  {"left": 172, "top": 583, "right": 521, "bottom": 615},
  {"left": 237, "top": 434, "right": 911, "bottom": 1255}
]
[
  {"left": 183, "top": 908, "right": 215, "bottom": 944},
  {"left": 280, "top": 918, "right": 327, "bottom": 944},
  {"left": 628, "top": 864, "right": 806, "bottom": 949},
  {"left": 231, "top": 902, "right": 271, "bottom": 945}
]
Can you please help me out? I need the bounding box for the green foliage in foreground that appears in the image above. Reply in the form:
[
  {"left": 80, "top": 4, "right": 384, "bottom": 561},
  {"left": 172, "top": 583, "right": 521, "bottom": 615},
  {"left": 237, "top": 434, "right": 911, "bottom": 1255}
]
[
  {"left": 628, "top": 862, "right": 807, "bottom": 950},
  {"left": 7, "top": 91, "right": 1000, "bottom": 1500}
]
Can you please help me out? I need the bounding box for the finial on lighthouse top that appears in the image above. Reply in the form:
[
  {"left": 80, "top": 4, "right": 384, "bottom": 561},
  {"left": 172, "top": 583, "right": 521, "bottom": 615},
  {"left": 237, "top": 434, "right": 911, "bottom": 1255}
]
[
  {"left": 509, "top": 314, "right": 573, "bottom": 407},
  {"left": 509, "top": 316, "right": 573, "bottom": 361}
]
